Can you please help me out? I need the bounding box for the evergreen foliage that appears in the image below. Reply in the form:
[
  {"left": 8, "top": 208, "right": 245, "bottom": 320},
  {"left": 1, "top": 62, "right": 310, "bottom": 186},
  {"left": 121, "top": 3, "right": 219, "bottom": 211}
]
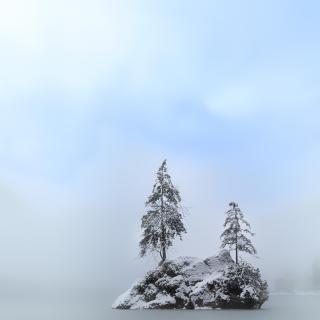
[
  {"left": 220, "top": 202, "right": 256, "bottom": 264},
  {"left": 213, "top": 261, "right": 268, "bottom": 308},
  {"left": 139, "top": 160, "right": 186, "bottom": 264}
]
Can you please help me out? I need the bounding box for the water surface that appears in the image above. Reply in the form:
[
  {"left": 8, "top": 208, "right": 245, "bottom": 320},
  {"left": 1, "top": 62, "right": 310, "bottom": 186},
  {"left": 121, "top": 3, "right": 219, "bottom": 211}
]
[{"left": 0, "top": 292, "right": 318, "bottom": 320}]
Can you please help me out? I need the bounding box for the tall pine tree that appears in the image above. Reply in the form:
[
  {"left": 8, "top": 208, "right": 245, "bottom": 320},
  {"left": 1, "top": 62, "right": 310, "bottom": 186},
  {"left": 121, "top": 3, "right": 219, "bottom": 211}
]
[
  {"left": 139, "top": 160, "right": 186, "bottom": 264},
  {"left": 220, "top": 202, "right": 256, "bottom": 264}
]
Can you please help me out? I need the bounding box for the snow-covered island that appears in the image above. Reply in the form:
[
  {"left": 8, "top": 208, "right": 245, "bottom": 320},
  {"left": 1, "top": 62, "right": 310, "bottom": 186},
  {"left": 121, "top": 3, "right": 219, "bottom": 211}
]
[
  {"left": 112, "top": 250, "right": 268, "bottom": 310},
  {"left": 113, "top": 161, "right": 269, "bottom": 310}
]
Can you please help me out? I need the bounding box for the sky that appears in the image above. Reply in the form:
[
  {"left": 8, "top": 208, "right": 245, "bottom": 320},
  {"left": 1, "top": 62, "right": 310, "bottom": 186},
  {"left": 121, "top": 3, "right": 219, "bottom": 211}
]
[{"left": 1, "top": 0, "right": 320, "bottom": 300}]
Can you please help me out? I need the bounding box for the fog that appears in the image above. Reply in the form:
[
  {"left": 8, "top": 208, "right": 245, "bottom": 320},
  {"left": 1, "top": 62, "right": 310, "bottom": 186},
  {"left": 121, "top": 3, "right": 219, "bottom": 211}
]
[
  {"left": 1, "top": 128, "right": 320, "bottom": 300},
  {"left": 1, "top": 1, "right": 320, "bottom": 316}
]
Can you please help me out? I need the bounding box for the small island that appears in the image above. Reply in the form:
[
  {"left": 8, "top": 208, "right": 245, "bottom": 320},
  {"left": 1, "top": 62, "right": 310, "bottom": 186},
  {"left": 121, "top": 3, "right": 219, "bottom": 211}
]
[
  {"left": 113, "top": 160, "right": 269, "bottom": 310},
  {"left": 113, "top": 250, "right": 268, "bottom": 309}
]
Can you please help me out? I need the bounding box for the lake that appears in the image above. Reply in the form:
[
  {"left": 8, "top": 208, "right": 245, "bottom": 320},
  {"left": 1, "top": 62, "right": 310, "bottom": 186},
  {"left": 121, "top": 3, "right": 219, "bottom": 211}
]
[{"left": 0, "top": 292, "right": 319, "bottom": 320}]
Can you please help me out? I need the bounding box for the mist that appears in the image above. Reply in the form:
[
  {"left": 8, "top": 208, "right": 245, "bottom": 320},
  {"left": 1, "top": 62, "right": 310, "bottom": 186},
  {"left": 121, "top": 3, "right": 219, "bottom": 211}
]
[
  {"left": 1, "top": 123, "right": 320, "bottom": 299},
  {"left": 1, "top": 0, "right": 320, "bottom": 317}
]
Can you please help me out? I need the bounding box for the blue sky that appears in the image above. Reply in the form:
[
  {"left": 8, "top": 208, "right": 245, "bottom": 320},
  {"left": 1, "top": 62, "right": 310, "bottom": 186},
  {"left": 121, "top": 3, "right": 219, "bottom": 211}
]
[
  {"left": 1, "top": 0, "right": 320, "bottom": 182},
  {"left": 1, "top": 0, "right": 320, "bottom": 291}
]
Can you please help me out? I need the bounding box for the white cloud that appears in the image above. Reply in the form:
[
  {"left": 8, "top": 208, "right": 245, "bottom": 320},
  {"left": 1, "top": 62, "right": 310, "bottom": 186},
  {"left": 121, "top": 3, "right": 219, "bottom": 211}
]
[
  {"left": 0, "top": 0, "right": 207, "bottom": 106},
  {"left": 205, "top": 82, "right": 258, "bottom": 117},
  {"left": 204, "top": 67, "right": 319, "bottom": 118},
  {"left": 0, "top": 0, "right": 141, "bottom": 98}
]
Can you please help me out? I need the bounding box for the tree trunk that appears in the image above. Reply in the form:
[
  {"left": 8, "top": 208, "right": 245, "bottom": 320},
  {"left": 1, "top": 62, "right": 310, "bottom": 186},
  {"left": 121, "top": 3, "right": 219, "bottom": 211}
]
[
  {"left": 235, "top": 231, "right": 238, "bottom": 265},
  {"left": 236, "top": 246, "right": 238, "bottom": 265},
  {"left": 159, "top": 245, "right": 166, "bottom": 265},
  {"left": 235, "top": 208, "right": 239, "bottom": 265},
  {"left": 162, "top": 245, "right": 166, "bottom": 262},
  {"left": 159, "top": 169, "right": 166, "bottom": 264}
]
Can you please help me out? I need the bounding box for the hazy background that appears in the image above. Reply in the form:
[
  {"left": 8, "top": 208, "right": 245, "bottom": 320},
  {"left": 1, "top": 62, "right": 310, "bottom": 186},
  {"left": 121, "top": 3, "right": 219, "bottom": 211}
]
[{"left": 1, "top": 0, "right": 320, "bottom": 310}]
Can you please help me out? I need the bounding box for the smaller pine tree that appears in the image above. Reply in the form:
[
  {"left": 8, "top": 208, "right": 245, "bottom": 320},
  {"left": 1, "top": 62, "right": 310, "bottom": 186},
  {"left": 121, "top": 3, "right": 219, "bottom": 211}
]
[
  {"left": 139, "top": 160, "right": 186, "bottom": 264},
  {"left": 220, "top": 202, "right": 256, "bottom": 264}
]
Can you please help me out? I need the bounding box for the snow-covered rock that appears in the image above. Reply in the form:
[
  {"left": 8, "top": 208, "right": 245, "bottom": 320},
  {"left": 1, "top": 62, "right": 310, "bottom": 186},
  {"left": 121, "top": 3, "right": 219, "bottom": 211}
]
[{"left": 112, "top": 250, "right": 268, "bottom": 309}]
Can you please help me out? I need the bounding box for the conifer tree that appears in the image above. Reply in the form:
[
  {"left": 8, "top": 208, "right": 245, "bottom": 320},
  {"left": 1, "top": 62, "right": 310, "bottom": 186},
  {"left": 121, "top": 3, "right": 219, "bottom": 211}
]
[
  {"left": 139, "top": 160, "right": 186, "bottom": 264},
  {"left": 220, "top": 202, "right": 256, "bottom": 264}
]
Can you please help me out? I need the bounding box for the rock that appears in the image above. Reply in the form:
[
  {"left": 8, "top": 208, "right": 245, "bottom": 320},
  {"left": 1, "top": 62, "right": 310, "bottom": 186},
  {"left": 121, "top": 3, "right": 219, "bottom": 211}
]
[{"left": 112, "top": 250, "right": 268, "bottom": 310}]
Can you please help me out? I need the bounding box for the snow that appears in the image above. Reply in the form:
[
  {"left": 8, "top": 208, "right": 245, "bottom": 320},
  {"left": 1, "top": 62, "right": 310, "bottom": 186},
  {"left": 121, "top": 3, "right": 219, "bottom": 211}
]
[
  {"left": 240, "top": 285, "right": 257, "bottom": 299},
  {"left": 155, "top": 274, "right": 183, "bottom": 289},
  {"left": 112, "top": 250, "right": 234, "bottom": 309},
  {"left": 112, "top": 284, "right": 143, "bottom": 309},
  {"left": 146, "top": 292, "right": 176, "bottom": 308},
  {"left": 112, "top": 250, "right": 268, "bottom": 309},
  {"left": 113, "top": 289, "right": 176, "bottom": 309}
]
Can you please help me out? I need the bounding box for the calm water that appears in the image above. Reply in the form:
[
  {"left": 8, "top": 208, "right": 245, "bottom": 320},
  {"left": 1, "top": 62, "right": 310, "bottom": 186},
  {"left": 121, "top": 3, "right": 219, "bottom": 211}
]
[{"left": 0, "top": 292, "right": 319, "bottom": 320}]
